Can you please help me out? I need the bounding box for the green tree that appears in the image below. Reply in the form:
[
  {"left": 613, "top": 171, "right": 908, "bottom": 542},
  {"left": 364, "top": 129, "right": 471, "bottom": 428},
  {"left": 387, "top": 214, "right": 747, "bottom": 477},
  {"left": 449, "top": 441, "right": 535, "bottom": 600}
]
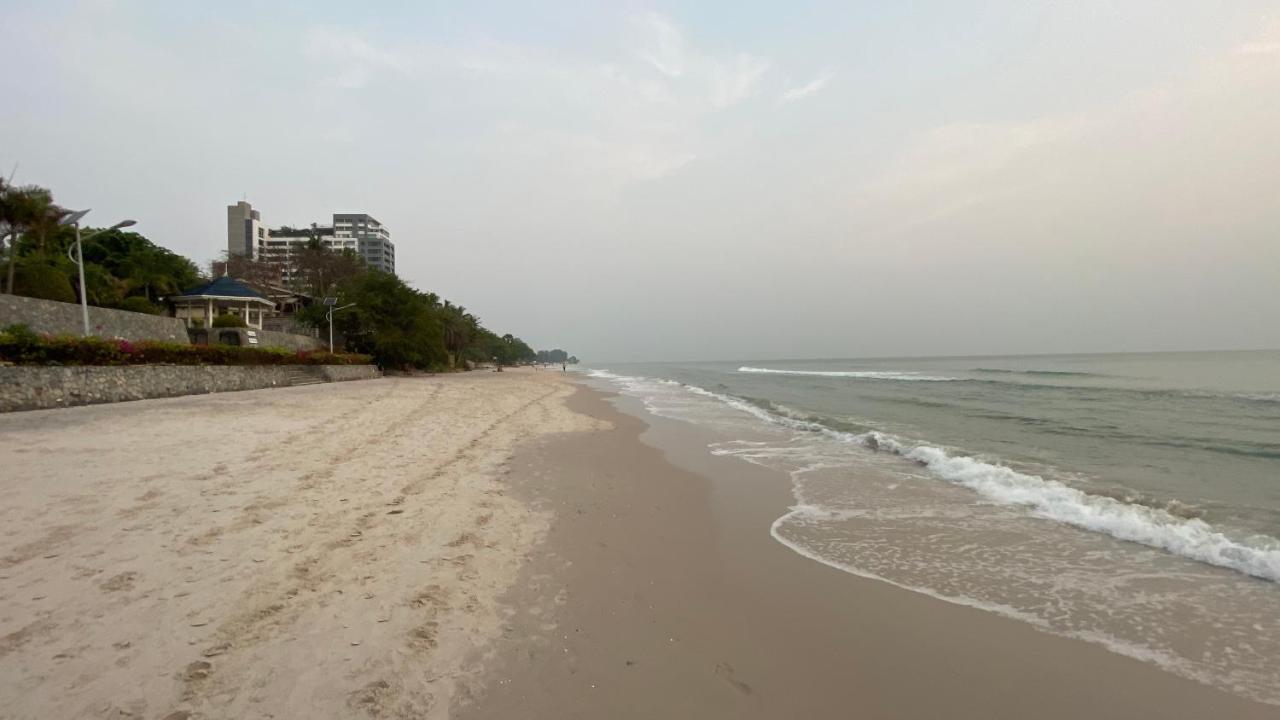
[
  {"left": 440, "top": 301, "right": 481, "bottom": 369},
  {"left": 328, "top": 271, "right": 448, "bottom": 369},
  {"left": 0, "top": 182, "right": 61, "bottom": 294},
  {"left": 122, "top": 246, "right": 192, "bottom": 301}
]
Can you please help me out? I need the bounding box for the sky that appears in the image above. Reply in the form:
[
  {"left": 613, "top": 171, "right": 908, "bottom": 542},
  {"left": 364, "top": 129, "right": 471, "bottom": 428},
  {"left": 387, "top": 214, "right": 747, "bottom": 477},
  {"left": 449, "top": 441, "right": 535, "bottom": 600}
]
[{"left": 2, "top": 0, "right": 1278, "bottom": 362}]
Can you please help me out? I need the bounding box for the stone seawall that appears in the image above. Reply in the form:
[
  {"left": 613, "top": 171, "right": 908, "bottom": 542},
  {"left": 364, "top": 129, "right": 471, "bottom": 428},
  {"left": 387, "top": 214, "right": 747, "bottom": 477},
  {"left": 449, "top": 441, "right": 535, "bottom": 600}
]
[
  {"left": 0, "top": 364, "right": 382, "bottom": 413},
  {"left": 257, "top": 329, "right": 323, "bottom": 352},
  {"left": 0, "top": 294, "right": 190, "bottom": 342}
]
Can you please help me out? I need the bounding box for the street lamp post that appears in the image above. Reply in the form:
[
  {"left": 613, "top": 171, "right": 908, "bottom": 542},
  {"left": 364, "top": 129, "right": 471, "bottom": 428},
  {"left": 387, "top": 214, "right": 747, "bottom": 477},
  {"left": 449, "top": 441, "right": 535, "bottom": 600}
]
[
  {"left": 325, "top": 301, "right": 356, "bottom": 354},
  {"left": 60, "top": 210, "right": 136, "bottom": 337}
]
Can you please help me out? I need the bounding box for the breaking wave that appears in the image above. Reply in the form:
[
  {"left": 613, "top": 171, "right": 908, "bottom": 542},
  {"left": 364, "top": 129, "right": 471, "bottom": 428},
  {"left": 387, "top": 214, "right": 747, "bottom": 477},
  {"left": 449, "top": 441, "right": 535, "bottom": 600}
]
[
  {"left": 740, "top": 366, "right": 1280, "bottom": 406},
  {"left": 737, "top": 366, "right": 959, "bottom": 382},
  {"left": 589, "top": 368, "right": 1280, "bottom": 583},
  {"left": 891, "top": 443, "right": 1280, "bottom": 582},
  {"left": 972, "top": 367, "right": 1103, "bottom": 377},
  {"left": 735, "top": 396, "right": 1280, "bottom": 582}
]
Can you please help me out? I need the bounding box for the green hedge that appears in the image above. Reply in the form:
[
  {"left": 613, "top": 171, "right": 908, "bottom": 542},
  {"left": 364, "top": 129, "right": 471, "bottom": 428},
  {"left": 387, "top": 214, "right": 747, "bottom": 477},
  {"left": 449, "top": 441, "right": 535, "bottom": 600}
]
[
  {"left": 114, "top": 296, "right": 163, "bottom": 315},
  {"left": 212, "top": 314, "right": 247, "bottom": 328},
  {"left": 0, "top": 324, "right": 372, "bottom": 367}
]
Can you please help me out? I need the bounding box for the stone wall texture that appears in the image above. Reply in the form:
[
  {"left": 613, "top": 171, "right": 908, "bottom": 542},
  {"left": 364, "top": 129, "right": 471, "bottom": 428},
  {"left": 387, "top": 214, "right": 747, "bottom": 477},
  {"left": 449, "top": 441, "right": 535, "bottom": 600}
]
[
  {"left": 256, "top": 329, "right": 323, "bottom": 352},
  {"left": 0, "top": 364, "right": 382, "bottom": 413},
  {"left": 1, "top": 295, "right": 324, "bottom": 350},
  {"left": 0, "top": 294, "right": 190, "bottom": 342}
]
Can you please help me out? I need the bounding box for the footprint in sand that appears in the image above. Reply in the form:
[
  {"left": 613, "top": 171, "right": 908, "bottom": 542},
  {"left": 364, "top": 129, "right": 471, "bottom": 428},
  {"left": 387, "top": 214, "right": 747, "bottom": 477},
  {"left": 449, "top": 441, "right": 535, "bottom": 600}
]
[
  {"left": 408, "top": 622, "right": 439, "bottom": 650},
  {"left": 182, "top": 660, "right": 212, "bottom": 682},
  {"left": 446, "top": 532, "right": 481, "bottom": 548},
  {"left": 715, "top": 661, "right": 754, "bottom": 696},
  {"left": 99, "top": 571, "right": 139, "bottom": 593}
]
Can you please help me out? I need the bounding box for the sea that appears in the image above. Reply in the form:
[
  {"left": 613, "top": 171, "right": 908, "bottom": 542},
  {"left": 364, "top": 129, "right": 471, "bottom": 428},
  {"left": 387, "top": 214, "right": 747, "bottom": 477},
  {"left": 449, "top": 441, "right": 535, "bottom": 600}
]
[{"left": 579, "top": 351, "right": 1280, "bottom": 705}]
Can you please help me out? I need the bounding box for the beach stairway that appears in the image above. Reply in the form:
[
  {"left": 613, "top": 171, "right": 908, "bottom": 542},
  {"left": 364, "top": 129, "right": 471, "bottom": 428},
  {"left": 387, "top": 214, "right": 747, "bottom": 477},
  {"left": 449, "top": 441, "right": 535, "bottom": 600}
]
[{"left": 284, "top": 367, "right": 326, "bottom": 387}]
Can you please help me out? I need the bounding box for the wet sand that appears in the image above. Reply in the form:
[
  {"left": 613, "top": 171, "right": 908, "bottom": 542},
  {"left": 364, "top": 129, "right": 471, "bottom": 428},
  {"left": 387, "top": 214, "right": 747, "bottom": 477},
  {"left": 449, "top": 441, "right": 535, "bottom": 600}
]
[{"left": 460, "top": 382, "right": 1276, "bottom": 719}]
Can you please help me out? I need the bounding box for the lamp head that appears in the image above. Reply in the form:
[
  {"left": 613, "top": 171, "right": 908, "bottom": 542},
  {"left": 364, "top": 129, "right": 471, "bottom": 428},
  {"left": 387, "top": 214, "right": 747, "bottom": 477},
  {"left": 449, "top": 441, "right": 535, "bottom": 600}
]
[{"left": 59, "top": 209, "right": 91, "bottom": 226}]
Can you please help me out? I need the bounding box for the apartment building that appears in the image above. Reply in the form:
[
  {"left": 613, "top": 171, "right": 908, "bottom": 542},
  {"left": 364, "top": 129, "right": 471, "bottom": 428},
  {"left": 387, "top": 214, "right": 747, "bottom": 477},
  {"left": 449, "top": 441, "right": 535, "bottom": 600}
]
[
  {"left": 225, "top": 202, "right": 398, "bottom": 277},
  {"left": 259, "top": 225, "right": 343, "bottom": 283},
  {"left": 334, "top": 213, "right": 396, "bottom": 274},
  {"left": 227, "top": 201, "right": 268, "bottom": 260}
]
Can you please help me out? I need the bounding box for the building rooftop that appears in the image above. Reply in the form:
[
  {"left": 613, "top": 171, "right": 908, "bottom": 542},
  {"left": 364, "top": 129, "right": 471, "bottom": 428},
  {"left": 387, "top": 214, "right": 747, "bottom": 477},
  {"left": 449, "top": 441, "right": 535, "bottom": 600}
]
[{"left": 173, "top": 276, "right": 271, "bottom": 302}]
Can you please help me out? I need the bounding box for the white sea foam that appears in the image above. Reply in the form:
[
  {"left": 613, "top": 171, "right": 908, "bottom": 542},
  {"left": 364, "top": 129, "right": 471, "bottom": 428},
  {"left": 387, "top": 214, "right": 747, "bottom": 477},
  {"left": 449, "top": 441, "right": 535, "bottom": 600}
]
[
  {"left": 738, "top": 366, "right": 959, "bottom": 381},
  {"left": 590, "top": 367, "right": 1280, "bottom": 583},
  {"left": 897, "top": 445, "right": 1280, "bottom": 582},
  {"left": 767, "top": 510, "right": 1224, "bottom": 695}
]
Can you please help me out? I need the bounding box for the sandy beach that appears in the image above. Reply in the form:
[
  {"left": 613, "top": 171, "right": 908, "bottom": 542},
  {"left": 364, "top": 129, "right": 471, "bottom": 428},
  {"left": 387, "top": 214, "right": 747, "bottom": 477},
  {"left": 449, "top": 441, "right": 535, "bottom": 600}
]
[
  {"left": 0, "top": 370, "right": 602, "bottom": 719},
  {"left": 2, "top": 372, "right": 1274, "bottom": 719}
]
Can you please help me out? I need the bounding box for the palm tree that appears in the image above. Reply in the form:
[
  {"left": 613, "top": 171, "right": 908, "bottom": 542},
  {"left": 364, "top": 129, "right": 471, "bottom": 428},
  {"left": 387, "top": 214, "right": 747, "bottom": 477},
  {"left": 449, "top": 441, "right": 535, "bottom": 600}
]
[
  {"left": 440, "top": 301, "right": 477, "bottom": 368},
  {"left": 0, "top": 183, "right": 60, "bottom": 294}
]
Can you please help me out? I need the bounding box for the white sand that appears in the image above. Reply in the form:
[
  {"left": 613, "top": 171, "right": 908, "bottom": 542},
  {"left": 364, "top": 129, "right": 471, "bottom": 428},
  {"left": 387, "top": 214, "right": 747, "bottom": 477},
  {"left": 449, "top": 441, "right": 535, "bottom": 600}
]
[{"left": 0, "top": 370, "right": 602, "bottom": 719}]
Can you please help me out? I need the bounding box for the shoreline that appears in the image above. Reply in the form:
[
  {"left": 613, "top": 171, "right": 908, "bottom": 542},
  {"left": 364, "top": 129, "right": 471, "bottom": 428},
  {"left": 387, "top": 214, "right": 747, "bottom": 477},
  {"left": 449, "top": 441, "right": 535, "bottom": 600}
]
[
  {"left": 2, "top": 370, "right": 1272, "bottom": 718},
  {"left": 460, "top": 379, "right": 1275, "bottom": 719}
]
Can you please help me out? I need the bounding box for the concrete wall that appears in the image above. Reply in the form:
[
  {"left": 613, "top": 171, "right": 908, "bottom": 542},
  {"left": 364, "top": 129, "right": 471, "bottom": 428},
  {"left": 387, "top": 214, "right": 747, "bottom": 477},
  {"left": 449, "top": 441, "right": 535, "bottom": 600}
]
[
  {"left": 313, "top": 366, "right": 381, "bottom": 382},
  {"left": 1, "top": 294, "right": 323, "bottom": 350},
  {"left": 256, "top": 329, "right": 323, "bottom": 352},
  {"left": 0, "top": 294, "right": 190, "bottom": 342},
  {"left": 0, "top": 364, "right": 382, "bottom": 413}
]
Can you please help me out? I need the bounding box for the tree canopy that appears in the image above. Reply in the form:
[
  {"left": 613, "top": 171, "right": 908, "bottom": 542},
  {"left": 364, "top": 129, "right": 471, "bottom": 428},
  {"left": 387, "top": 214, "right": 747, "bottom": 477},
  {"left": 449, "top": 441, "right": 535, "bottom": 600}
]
[
  {"left": 297, "top": 269, "right": 538, "bottom": 371},
  {"left": 1, "top": 180, "right": 200, "bottom": 312},
  {"left": 1, "top": 179, "right": 551, "bottom": 372},
  {"left": 535, "top": 348, "right": 579, "bottom": 364}
]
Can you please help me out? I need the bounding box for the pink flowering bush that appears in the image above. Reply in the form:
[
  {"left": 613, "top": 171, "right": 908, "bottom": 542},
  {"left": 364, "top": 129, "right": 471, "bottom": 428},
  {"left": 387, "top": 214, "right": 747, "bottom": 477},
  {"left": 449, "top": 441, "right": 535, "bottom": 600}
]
[{"left": 0, "top": 325, "right": 371, "bottom": 366}]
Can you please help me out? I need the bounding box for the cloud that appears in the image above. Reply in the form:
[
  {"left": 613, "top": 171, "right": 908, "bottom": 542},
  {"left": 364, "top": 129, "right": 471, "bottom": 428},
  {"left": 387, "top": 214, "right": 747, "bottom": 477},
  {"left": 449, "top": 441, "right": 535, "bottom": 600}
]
[
  {"left": 304, "top": 26, "right": 411, "bottom": 88},
  {"left": 847, "top": 19, "right": 1280, "bottom": 245},
  {"left": 636, "top": 13, "right": 686, "bottom": 77},
  {"left": 709, "top": 54, "right": 772, "bottom": 108},
  {"left": 289, "top": 14, "right": 810, "bottom": 190},
  {"left": 1234, "top": 17, "right": 1280, "bottom": 56},
  {"left": 779, "top": 70, "right": 834, "bottom": 104},
  {"left": 1237, "top": 41, "right": 1280, "bottom": 56},
  {"left": 632, "top": 13, "right": 772, "bottom": 110}
]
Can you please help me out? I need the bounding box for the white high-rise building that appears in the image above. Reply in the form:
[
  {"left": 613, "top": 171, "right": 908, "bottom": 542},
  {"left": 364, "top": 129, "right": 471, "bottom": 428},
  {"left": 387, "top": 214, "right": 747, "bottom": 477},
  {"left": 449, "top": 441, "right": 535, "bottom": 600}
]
[
  {"left": 224, "top": 201, "right": 398, "bottom": 279},
  {"left": 334, "top": 213, "right": 396, "bottom": 274},
  {"left": 226, "top": 201, "right": 267, "bottom": 260}
]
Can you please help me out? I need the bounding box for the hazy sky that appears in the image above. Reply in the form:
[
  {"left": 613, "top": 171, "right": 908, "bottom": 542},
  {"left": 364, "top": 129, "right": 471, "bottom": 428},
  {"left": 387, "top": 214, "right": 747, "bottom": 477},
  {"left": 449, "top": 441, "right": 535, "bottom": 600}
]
[{"left": 3, "top": 1, "right": 1278, "bottom": 361}]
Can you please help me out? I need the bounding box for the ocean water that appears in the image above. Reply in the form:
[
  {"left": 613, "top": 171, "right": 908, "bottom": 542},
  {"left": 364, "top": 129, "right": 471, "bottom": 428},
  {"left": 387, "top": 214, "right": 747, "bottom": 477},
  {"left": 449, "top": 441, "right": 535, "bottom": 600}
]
[{"left": 579, "top": 351, "right": 1280, "bottom": 705}]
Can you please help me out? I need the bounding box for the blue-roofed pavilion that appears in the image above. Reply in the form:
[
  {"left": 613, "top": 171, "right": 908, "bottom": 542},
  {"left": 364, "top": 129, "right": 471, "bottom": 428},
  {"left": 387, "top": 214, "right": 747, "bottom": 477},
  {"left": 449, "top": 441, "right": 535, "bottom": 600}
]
[{"left": 169, "top": 277, "right": 275, "bottom": 329}]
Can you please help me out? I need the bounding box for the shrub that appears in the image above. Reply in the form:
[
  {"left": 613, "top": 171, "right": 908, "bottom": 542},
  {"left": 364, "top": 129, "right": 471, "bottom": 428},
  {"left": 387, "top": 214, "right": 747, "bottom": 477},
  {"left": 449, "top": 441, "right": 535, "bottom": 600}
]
[
  {"left": 14, "top": 262, "right": 76, "bottom": 303},
  {"left": 116, "top": 296, "right": 162, "bottom": 315},
  {"left": 0, "top": 331, "right": 373, "bottom": 367},
  {"left": 212, "top": 314, "right": 246, "bottom": 328},
  {"left": 2, "top": 323, "right": 40, "bottom": 345}
]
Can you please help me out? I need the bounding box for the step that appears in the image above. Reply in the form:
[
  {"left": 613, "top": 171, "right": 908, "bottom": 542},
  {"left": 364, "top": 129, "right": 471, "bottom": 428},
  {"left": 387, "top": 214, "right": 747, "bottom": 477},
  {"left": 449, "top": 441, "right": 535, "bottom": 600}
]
[{"left": 284, "top": 369, "right": 326, "bottom": 387}]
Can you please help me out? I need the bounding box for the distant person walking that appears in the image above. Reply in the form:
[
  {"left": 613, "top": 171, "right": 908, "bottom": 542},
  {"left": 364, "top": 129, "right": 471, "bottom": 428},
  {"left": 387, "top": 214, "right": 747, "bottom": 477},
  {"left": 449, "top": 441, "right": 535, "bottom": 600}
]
[{"left": 562, "top": 363, "right": 566, "bottom": 372}]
